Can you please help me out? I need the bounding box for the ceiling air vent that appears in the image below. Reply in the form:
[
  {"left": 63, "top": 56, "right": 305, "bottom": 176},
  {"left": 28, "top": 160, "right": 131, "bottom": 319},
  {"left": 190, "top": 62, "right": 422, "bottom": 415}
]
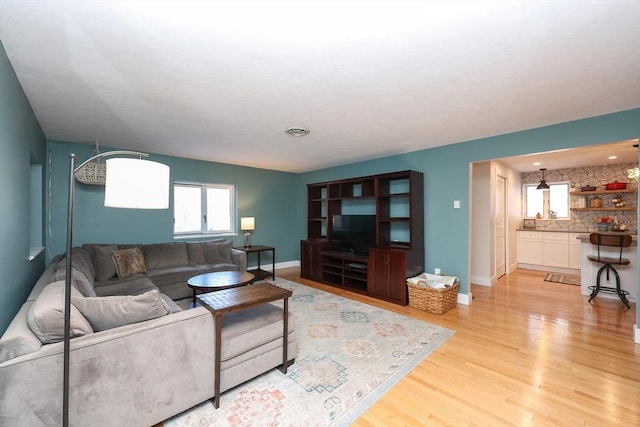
[{"left": 284, "top": 127, "right": 310, "bottom": 137}]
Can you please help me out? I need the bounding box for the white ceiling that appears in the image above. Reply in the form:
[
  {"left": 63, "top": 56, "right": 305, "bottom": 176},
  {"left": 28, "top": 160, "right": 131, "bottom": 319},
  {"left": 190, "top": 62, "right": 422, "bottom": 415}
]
[{"left": 1, "top": 1, "right": 639, "bottom": 173}]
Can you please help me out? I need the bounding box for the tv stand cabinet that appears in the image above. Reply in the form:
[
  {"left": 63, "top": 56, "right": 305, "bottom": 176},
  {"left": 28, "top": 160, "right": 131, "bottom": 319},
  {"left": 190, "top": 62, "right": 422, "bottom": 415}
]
[
  {"left": 321, "top": 251, "right": 369, "bottom": 293},
  {"left": 301, "top": 170, "right": 424, "bottom": 305}
]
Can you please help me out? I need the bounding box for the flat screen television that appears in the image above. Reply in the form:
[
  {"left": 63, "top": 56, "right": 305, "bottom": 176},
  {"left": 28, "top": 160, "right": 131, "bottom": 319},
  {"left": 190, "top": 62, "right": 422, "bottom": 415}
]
[{"left": 330, "top": 215, "right": 376, "bottom": 254}]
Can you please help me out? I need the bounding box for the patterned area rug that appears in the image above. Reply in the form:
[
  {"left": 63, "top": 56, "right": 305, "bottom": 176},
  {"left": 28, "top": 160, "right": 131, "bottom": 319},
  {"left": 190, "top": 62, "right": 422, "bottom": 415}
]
[
  {"left": 544, "top": 273, "right": 581, "bottom": 286},
  {"left": 165, "top": 278, "right": 454, "bottom": 427}
]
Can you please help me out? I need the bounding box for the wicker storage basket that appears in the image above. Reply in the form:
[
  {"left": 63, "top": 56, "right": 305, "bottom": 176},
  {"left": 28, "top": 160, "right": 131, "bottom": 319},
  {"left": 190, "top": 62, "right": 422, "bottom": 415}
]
[
  {"left": 74, "top": 161, "right": 106, "bottom": 185},
  {"left": 407, "top": 280, "right": 459, "bottom": 314}
]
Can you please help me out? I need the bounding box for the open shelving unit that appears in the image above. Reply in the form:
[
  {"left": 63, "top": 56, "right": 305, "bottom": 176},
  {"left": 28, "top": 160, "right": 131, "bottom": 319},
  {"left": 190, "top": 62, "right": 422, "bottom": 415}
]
[
  {"left": 301, "top": 170, "right": 424, "bottom": 305},
  {"left": 569, "top": 188, "right": 637, "bottom": 212}
]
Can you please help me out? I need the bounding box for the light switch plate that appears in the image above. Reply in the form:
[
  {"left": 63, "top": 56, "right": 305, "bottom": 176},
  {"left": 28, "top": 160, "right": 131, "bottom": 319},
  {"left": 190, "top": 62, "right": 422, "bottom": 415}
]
[{"left": 453, "top": 200, "right": 460, "bottom": 209}]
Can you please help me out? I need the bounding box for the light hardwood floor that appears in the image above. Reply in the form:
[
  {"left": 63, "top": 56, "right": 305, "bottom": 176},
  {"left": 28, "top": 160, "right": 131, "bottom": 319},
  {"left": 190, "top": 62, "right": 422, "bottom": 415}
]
[{"left": 161, "top": 268, "right": 640, "bottom": 426}]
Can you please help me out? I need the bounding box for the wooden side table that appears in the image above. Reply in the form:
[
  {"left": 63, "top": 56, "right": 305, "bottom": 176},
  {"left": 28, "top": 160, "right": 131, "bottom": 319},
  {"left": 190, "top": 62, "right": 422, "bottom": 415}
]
[
  {"left": 197, "top": 282, "right": 292, "bottom": 408},
  {"left": 234, "top": 245, "right": 275, "bottom": 281}
]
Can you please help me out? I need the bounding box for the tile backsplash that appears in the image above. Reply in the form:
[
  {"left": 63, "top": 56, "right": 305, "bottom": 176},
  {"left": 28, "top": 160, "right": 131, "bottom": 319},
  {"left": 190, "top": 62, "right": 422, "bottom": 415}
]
[{"left": 521, "top": 162, "right": 638, "bottom": 233}]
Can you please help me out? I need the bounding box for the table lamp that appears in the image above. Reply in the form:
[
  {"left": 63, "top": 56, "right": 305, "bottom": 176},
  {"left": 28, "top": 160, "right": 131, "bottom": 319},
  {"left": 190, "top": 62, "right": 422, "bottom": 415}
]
[{"left": 241, "top": 217, "right": 255, "bottom": 247}]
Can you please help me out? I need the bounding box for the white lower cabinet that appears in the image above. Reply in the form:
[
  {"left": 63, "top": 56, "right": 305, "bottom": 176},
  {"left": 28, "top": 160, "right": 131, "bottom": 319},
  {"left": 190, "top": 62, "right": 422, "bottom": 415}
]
[
  {"left": 517, "top": 230, "right": 577, "bottom": 269},
  {"left": 517, "top": 231, "right": 543, "bottom": 264},
  {"left": 541, "top": 232, "right": 569, "bottom": 268},
  {"left": 568, "top": 233, "right": 582, "bottom": 269}
]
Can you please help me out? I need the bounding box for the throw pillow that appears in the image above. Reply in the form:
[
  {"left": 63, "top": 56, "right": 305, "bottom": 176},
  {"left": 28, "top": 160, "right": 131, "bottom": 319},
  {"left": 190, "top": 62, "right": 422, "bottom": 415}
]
[
  {"left": 71, "top": 290, "right": 171, "bottom": 331},
  {"left": 27, "top": 281, "right": 94, "bottom": 344},
  {"left": 111, "top": 247, "right": 147, "bottom": 280},
  {"left": 142, "top": 242, "right": 189, "bottom": 270},
  {"left": 187, "top": 239, "right": 225, "bottom": 265},
  {"left": 93, "top": 244, "right": 119, "bottom": 282},
  {"left": 203, "top": 240, "right": 233, "bottom": 264}
]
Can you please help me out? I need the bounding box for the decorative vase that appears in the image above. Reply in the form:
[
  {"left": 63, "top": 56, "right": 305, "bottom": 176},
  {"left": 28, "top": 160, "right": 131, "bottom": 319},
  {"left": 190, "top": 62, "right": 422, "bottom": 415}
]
[{"left": 597, "top": 223, "right": 609, "bottom": 232}]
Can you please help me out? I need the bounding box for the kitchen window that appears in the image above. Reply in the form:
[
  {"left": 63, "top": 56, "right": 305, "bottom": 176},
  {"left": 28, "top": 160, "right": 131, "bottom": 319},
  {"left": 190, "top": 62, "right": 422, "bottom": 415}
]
[
  {"left": 173, "top": 182, "right": 236, "bottom": 236},
  {"left": 524, "top": 182, "right": 569, "bottom": 219}
]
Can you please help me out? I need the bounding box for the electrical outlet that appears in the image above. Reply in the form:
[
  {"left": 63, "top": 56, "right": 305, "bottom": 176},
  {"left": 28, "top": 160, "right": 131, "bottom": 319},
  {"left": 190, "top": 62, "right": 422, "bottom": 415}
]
[{"left": 434, "top": 268, "right": 441, "bottom": 275}]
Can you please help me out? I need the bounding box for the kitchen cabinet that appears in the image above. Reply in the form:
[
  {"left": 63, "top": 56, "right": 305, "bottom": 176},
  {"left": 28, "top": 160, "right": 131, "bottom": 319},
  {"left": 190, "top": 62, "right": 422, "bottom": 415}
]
[
  {"left": 517, "top": 231, "right": 578, "bottom": 269},
  {"left": 369, "top": 248, "right": 407, "bottom": 305},
  {"left": 541, "top": 232, "right": 569, "bottom": 268},
  {"left": 517, "top": 231, "right": 543, "bottom": 265},
  {"left": 568, "top": 233, "right": 583, "bottom": 269}
]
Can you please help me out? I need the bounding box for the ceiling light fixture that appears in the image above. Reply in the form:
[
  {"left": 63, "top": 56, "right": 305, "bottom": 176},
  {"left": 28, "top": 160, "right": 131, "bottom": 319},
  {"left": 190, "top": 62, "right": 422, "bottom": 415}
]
[
  {"left": 536, "top": 168, "right": 550, "bottom": 190},
  {"left": 284, "top": 127, "right": 310, "bottom": 137}
]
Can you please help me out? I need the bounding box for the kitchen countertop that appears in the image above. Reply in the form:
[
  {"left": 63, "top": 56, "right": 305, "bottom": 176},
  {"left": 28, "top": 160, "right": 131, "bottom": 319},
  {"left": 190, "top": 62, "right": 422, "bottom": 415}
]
[
  {"left": 576, "top": 232, "right": 637, "bottom": 244},
  {"left": 518, "top": 228, "right": 637, "bottom": 236}
]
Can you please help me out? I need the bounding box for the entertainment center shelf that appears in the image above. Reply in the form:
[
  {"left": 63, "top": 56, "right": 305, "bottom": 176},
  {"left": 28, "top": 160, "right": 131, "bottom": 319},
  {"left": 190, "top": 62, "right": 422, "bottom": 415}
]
[
  {"left": 301, "top": 170, "right": 424, "bottom": 305},
  {"left": 321, "top": 251, "right": 369, "bottom": 293}
]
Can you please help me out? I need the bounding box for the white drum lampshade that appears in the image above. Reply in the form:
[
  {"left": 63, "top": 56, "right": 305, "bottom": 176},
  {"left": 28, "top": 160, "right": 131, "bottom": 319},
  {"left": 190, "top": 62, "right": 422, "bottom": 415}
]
[
  {"left": 241, "top": 217, "right": 255, "bottom": 231},
  {"left": 104, "top": 158, "right": 170, "bottom": 209}
]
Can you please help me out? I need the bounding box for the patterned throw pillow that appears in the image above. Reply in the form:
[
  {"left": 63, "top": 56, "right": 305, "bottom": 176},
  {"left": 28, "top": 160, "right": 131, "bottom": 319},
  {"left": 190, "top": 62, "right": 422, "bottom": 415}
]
[{"left": 111, "top": 247, "right": 147, "bottom": 280}]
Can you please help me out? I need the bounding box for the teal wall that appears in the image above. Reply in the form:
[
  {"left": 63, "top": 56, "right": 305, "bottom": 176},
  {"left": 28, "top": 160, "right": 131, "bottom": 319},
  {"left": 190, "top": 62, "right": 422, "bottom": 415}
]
[
  {"left": 2, "top": 30, "right": 639, "bottom": 336},
  {"left": 0, "top": 41, "right": 47, "bottom": 334},
  {"left": 47, "top": 141, "right": 299, "bottom": 263},
  {"left": 298, "top": 109, "right": 640, "bottom": 307}
]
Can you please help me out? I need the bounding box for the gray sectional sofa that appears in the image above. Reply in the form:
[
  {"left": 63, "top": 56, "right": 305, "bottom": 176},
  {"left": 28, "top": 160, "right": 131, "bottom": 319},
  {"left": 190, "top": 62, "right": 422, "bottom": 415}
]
[{"left": 0, "top": 240, "right": 297, "bottom": 427}]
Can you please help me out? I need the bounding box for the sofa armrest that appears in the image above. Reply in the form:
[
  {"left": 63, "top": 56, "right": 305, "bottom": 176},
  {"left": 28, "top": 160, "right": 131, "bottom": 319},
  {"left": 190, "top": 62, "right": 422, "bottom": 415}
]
[
  {"left": 0, "top": 307, "right": 216, "bottom": 427},
  {"left": 231, "top": 248, "right": 247, "bottom": 272}
]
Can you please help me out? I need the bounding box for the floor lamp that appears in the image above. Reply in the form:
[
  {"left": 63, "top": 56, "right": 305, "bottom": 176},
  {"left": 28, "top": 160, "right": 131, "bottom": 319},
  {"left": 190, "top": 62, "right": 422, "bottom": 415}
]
[{"left": 63, "top": 151, "right": 169, "bottom": 427}]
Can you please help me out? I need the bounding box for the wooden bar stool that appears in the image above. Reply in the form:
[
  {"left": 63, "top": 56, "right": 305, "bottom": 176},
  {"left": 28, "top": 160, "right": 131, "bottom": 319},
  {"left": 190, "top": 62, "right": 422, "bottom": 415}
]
[{"left": 587, "top": 233, "right": 632, "bottom": 308}]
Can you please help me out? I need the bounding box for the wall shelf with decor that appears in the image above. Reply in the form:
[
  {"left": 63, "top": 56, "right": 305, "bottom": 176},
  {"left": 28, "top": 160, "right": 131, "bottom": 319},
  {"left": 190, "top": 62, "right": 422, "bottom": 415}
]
[
  {"left": 570, "top": 207, "right": 636, "bottom": 211},
  {"left": 301, "top": 170, "right": 424, "bottom": 304},
  {"left": 569, "top": 189, "right": 637, "bottom": 195},
  {"left": 570, "top": 187, "right": 636, "bottom": 212}
]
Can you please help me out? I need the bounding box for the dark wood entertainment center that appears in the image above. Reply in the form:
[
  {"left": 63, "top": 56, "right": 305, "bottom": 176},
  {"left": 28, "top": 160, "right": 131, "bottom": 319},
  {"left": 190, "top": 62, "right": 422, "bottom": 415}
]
[{"left": 300, "top": 170, "right": 424, "bottom": 305}]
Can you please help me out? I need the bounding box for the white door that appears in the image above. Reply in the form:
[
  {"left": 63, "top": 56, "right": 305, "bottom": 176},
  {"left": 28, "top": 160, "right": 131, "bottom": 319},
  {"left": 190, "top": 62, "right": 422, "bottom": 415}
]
[{"left": 495, "top": 175, "right": 506, "bottom": 278}]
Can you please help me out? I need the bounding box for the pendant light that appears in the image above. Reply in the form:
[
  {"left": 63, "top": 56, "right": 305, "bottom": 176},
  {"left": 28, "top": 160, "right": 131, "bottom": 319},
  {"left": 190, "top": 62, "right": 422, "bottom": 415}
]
[{"left": 536, "top": 168, "right": 550, "bottom": 190}]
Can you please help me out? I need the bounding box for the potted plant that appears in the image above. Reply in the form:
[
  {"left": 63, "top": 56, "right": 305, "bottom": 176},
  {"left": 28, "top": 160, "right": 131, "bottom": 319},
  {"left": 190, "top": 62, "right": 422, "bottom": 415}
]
[{"left": 595, "top": 216, "right": 611, "bottom": 232}]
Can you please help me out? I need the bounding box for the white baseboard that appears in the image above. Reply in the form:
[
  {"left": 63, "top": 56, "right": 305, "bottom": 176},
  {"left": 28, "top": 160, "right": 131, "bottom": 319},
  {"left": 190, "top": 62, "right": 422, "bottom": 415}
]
[
  {"left": 635, "top": 324, "right": 640, "bottom": 344},
  {"left": 457, "top": 292, "right": 472, "bottom": 305},
  {"left": 249, "top": 260, "right": 300, "bottom": 272},
  {"left": 508, "top": 262, "right": 518, "bottom": 274},
  {"left": 470, "top": 274, "right": 492, "bottom": 286},
  {"left": 517, "top": 264, "right": 580, "bottom": 275}
]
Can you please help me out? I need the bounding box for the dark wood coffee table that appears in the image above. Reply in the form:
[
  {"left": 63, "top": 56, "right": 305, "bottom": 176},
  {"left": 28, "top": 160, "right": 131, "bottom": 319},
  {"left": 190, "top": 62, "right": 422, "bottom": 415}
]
[
  {"left": 187, "top": 271, "right": 255, "bottom": 307},
  {"left": 197, "top": 282, "right": 293, "bottom": 408}
]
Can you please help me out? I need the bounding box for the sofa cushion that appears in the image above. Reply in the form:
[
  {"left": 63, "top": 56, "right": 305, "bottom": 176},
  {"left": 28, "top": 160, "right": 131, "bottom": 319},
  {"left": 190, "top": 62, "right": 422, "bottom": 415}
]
[
  {"left": 71, "top": 290, "right": 171, "bottom": 332},
  {"left": 143, "top": 242, "right": 189, "bottom": 270},
  {"left": 220, "top": 303, "right": 295, "bottom": 361},
  {"left": 159, "top": 294, "right": 183, "bottom": 313},
  {"left": 203, "top": 240, "right": 233, "bottom": 264},
  {"left": 93, "top": 244, "right": 119, "bottom": 282},
  {"left": 193, "top": 264, "right": 239, "bottom": 274},
  {"left": 112, "top": 247, "right": 147, "bottom": 279},
  {"left": 145, "top": 266, "right": 200, "bottom": 288},
  {"left": 54, "top": 266, "right": 97, "bottom": 297},
  {"left": 186, "top": 239, "right": 225, "bottom": 265},
  {"left": 94, "top": 276, "right": 158, "bottom": 297},
  {"left": 57, "top": 247, "right": 95, "bottom": 282},
  {"left": 27, "top": 281, "right": 94, "bottom": 344}
]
